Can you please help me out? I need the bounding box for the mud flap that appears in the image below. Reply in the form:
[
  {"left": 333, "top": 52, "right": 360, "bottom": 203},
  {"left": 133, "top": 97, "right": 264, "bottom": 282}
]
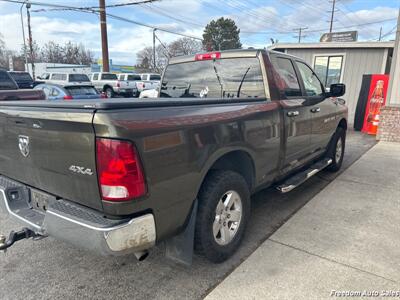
[{"left": 165, "top": 199, "right": 198, "bottom": 266}]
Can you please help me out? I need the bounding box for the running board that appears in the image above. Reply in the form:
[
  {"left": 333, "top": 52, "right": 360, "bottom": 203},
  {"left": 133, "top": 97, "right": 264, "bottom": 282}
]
[{"left": 276, "top": 158, "right": 332, "bottom": 193}]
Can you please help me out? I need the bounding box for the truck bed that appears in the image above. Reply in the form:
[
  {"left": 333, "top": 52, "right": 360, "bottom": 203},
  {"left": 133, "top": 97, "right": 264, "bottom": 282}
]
[{"left": 0, "top": 98, "right": 265, "bottom": 110}]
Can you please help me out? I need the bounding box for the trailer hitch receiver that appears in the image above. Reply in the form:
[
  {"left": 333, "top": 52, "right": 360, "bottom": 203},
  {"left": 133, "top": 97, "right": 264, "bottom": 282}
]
[{"left": 0, "top": 228, "right": 40, "bottom": 253}]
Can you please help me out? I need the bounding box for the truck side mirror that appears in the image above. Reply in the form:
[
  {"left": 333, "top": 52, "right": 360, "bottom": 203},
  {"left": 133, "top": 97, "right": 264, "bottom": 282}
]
[{"left": 328, "top": 83, "right": 345, "bottom": 97}]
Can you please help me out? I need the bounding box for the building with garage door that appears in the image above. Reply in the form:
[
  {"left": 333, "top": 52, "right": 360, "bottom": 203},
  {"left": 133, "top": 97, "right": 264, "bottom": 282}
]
[{"left": 269, "top": 42, "right": 395, "bottom": 124}]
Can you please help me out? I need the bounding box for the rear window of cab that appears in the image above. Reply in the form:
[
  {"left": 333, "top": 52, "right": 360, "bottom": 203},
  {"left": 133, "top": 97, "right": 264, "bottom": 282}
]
[{"left": 160, "top": 57, "right": 265, "bottom": 99}]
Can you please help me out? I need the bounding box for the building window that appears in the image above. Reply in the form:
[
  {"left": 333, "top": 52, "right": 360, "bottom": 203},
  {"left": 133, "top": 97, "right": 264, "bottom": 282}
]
[{"left": 314, "top": 55, "right": 343, "bottom": 87}]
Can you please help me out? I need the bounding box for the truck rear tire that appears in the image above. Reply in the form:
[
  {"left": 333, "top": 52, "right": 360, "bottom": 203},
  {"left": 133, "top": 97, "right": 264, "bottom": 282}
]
[
  {"left": 194, "top": 170, "right": 250, "bottom": 263},
  {"left": 105, "top": 87, "right": 114, "bottom": 98},
  {"left": 326, "top": 127, "right": 346, "bottom": 172}
]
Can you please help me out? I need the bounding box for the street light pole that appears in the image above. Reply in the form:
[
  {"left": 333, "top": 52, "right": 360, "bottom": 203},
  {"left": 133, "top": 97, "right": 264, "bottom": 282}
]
[
  {"left": 20, "top": 2, "right": 28, "bottom": 72},
  {"left": 153, "top": 28, "right": 157, "bottom": 71}
]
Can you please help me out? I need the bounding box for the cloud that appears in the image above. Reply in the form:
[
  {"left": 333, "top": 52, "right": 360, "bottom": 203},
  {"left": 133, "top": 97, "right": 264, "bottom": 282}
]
[{"left": 0, "top": 1, "right": 398, "bottom": 64}]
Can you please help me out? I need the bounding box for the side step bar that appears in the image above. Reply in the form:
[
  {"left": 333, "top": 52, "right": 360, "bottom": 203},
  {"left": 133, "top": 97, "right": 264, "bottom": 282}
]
[{"left": 276, "top": 158, "right": 332, "bottom": 193}]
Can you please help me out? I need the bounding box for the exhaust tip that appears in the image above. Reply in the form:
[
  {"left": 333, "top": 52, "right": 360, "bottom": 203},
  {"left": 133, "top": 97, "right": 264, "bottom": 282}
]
[{"left": 134, "top": 250, "right": 149, "bottom": 261}]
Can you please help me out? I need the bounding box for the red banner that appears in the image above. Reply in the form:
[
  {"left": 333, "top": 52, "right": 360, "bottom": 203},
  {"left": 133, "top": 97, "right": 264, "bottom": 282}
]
[{"left": 361, "top": 74, "right": 389, "bottom": 135}]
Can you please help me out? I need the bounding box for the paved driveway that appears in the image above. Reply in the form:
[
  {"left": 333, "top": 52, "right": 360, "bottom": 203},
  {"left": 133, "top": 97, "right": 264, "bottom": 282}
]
[{"left": 0, "top": 131, "right": 376, "bottom": 300}]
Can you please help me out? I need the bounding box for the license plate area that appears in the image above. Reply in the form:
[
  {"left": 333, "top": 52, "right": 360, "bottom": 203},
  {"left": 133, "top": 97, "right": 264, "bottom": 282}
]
[{"left": 30, "top": 189, "right": 55, "bottom": 212}]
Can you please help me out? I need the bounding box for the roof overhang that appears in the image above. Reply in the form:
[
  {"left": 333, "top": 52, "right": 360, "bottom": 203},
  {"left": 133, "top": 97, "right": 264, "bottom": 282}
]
[{"left": 269, "top": 41, "right": 395, "bottom": 50}]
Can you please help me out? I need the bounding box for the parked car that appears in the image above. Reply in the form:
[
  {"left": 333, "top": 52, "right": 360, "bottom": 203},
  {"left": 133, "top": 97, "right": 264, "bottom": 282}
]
[
  {"left": 0, "top": 69, "right": 45, "bottom": 100},
  {"left": 136, "top": 73, "right": 161, "bottom": 92},
  {"left": 118, "top": 73, "right": 142, "bottom": 97},
  {"left": 139, "top": 88, "right": 158, "bottom": 98},
  {"left": 90, "top": 72, "right": 136, "bottom": 98},
  {"left": 34, "top": 83, "right": 104, "bottom": 100},
  {"left": 8, "top": 71, "right": 42, "bottom": 89},
  {"left": 39, "top": 73, "right": 91, "bottom": 85},
  {"left": 0, "top": 50, "right": 347, "bottom": 264}
]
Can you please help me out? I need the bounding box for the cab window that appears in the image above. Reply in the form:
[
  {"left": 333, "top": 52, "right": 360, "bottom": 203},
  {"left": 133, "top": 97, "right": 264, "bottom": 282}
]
[
  {"left": 295, "top": 61, "right": 324, "bottom": 97},
  {"left": 270, "top": 57, "right": 302, "bottom": 98}
]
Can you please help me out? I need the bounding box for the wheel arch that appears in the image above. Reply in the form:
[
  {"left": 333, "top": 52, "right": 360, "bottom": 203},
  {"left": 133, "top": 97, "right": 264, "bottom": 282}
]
[
  {"left": 337, "top": 118, "right": 347, "bottom": 131},
  {"left": 103, "top": 84, "right": 113, "bottom": 92},
  {"left": 197, "top": 149, "right": 256, "bottom": 195}
]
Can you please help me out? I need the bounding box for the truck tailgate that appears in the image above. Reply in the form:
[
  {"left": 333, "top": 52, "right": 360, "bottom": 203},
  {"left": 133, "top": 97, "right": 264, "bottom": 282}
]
[{"left": 0, "top": 106, "right": 102, "bottom": 210}]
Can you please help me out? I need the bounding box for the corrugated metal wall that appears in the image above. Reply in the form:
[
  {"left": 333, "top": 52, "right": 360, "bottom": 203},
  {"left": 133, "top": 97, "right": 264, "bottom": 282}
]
[{"left": 286, "top": 48, "right": 387, "bottom": 124}]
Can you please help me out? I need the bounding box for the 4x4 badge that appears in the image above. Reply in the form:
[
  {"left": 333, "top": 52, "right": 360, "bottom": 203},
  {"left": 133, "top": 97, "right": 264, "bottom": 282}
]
[{"left": 18, "top": 135, "right": 30, "bottom": 157}]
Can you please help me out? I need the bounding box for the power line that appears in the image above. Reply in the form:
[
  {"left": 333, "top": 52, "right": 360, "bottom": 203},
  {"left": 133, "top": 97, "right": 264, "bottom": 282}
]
[
  {"left": 0, "top": 0, "right": 203, "bottom": 40},
  {"left": 243, "top": 17, "right": 397, "bottom": 34},
  {"left": 293, "top": 27, "right": 308, "bottom": 43}
]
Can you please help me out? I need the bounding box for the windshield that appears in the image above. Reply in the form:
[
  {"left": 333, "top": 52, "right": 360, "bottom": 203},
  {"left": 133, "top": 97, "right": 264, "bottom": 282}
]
[
  {"left": 9, "top": 72, "right": 33, "bottom": 82},
  {"left": 65, "top": 86, "right": 98, "bottom": 96},
  {"left": 101, "top": 73, "right": 118, "bottom": 80},
  {"left": 127, "top": 74, "right": 141, "bottom": 81},
  {"left": 69, "top": 74, "right": 90, "bottom": 82},
  {"left": 160, "top": 57, "right": 265, "bottom": 99}
]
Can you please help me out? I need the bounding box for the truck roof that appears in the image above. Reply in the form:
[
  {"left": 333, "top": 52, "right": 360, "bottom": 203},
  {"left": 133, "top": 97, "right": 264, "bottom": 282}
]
[
  {"left": 167, "top": 49, "right": 300, "bottom": 65},
  {"left": 168, "top": 49, "right": 263, "bottom": 65}
]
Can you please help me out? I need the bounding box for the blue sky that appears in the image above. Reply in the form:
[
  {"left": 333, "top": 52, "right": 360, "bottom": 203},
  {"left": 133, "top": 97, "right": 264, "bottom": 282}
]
[{"left": 0, "top": 0, "right": 399, "bottom": 64}]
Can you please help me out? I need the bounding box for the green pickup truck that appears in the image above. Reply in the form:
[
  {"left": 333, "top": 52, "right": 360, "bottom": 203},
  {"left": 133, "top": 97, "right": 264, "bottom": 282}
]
[{"left": 0, "top": 49, "right": 347, "bottom": 263}]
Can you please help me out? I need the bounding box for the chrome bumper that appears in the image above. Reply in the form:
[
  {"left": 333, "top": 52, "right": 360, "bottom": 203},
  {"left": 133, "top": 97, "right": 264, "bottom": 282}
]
[{"left": 0, "top": 178, "right": 156, "bottom": 256}]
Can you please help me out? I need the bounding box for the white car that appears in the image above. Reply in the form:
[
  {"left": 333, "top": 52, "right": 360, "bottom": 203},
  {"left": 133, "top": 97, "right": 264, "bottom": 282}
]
[{"left": 139, "top": 89, "right": 159, "bottom": 98}]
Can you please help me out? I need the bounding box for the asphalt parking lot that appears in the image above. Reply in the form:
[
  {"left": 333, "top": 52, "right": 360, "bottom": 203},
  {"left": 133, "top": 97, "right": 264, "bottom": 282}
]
[{"left": 0, "top": 130, "right": 376, "bottom": 300}]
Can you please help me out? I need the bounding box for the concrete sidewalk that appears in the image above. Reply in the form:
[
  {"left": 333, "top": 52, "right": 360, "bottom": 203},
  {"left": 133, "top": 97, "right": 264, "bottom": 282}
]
[{"left": 206, "top": 142, "right": 400, "bottom": 300}]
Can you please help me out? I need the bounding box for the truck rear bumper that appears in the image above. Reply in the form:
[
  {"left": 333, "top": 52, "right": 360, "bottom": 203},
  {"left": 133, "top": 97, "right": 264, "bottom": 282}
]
[{"left": 0, "top": 176, "right": 156, "bottom": 256}]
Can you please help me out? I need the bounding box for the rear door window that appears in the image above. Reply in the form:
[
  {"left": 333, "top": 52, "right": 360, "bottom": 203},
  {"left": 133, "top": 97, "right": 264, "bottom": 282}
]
[
  {"left": 160, "top": 57, "right": 265, "bottom": 99},
  {"left": 127, "top": 74, "right": 142, "bottom": 81},
  {"left": 101, "top": 73, "right": 118, "bottom": 80},
  {"left": 270, "top": 57, "right": 302, "bottom": 98},
  {"left": 69, "top": 74, "right": 90, "bottom": 82},
  {"left": 150, "top": 75, "right": 161, "bottom": 81},
  {"left": 51, "top": 74, "right": 65, "bottom": 80}
]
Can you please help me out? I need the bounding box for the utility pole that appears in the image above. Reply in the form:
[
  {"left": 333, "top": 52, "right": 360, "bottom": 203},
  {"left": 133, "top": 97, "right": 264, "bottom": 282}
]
[
  {"left": 20, "top": 2, "right": 28, "bottom": 72},
  {"left": 293, "top": 27, "right": 308, "bottom": 43},
  {"left": 153, "top": 28, "right": 157, "bottom": 71},
  {"left": 378, "top": 26, "right": 383, "bottom": 41},
  {"left": 99, "top": 0, "right": 110, "bottom": 72},
  {"left": 329, "top": 0, "right": 336, "bottom": 33},
  {"left": 387, "top": 10, "right": 400, "bottom": 105},
  {"left": 26, "top": 1, "right": 35, "bottom": 79}
]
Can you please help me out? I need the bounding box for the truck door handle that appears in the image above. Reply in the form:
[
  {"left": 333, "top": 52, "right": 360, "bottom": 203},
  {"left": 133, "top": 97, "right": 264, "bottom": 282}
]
[
  {"left": 287, "top": 111, "right": 299, "bottom": 117},
  {"left": 310, "top": 107, "right": 321, "bottom": 113}
]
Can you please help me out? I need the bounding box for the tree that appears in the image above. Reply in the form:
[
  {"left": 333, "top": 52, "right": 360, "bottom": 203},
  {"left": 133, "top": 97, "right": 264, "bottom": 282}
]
[
  {"left": 0, "top": 34, "right": 7, "bottom": 68},
  {"left": 168, "top": 37, "right": 203, "bottom": 56},
  {"left": 135, "top": 37, "right": 203, "bottom": 73},
  {"left": 38, "top": 41, "right": 94, "bottom": 65},
  {"left": 202, "top": 17, "right": 242, "bottom": 51},
  {"left": 136, "top": 44, "right": 170, "bottom": 73}
]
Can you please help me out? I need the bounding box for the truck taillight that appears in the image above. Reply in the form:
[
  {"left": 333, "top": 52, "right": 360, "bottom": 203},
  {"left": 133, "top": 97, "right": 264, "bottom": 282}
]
[
  {"left": 63, "top": 95, "right": 73, "bottom": 100},
  {"left": 117, "top": 81, "right": 121, "bottom": 88},
  {"left": 96, "top": 138, "right": 146, "bottom": 202},
  {"left": 195, "top": 52, "right": 221, "bottom": 61}
]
